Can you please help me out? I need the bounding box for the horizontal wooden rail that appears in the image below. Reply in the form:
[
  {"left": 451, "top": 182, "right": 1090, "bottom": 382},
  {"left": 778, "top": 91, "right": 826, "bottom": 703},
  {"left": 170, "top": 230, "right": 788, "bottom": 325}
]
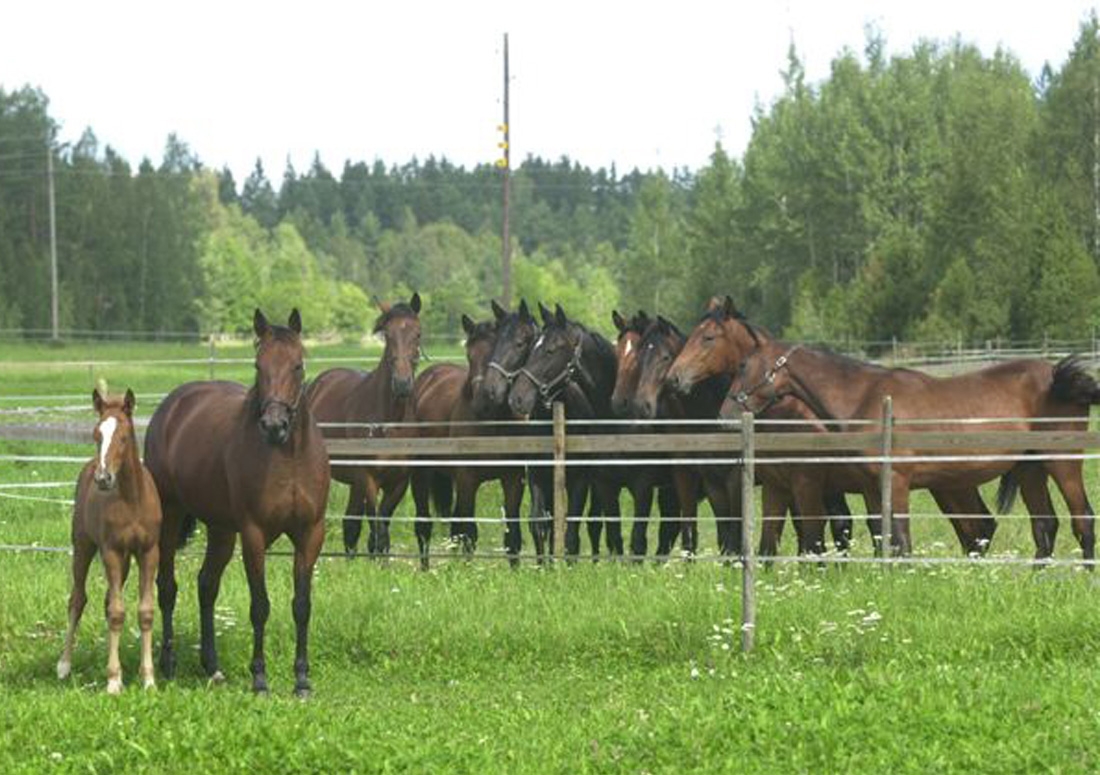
[{"left": 6, "top": 423, "right": 1100, "bottom": 457}]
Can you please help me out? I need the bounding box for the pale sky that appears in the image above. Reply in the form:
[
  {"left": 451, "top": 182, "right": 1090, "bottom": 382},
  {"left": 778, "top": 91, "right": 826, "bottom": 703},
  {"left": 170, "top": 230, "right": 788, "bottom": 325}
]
[{"left": 1, "top": 1, "right": 1097, "bottom": 183}]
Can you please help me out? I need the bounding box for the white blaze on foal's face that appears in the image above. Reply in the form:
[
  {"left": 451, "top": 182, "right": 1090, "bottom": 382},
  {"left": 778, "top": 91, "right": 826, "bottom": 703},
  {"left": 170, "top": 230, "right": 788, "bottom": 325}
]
[{"left": 96, "top": 416, "right": 119, "bottom": 483}]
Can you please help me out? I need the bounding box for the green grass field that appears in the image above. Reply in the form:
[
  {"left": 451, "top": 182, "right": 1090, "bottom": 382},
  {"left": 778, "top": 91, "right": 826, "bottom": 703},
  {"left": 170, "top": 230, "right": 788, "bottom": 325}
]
[{"left": 2, "top": 341, "right": 1099, "bottom": 774}]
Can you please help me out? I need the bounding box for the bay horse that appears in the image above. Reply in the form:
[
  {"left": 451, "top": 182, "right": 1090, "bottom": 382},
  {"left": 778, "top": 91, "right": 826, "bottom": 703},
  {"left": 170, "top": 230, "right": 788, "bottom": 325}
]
[
  {"left": 478, "top": 299, "right": 564, "bottom": 558},
  {"left": 144, "top": 309, "right": 330, "bottom": 696},
  {"left": 508, "top": 303, "right": 618, "bottom": 558},
  {"left": 307, "top": 292, "right": 422, "bottom": 557},
  {"left": 666, "top": 297, "right": 998, "bottom": 556},
  {"left": 409, "top": 360, "right": 461, "bottom": 568},
  {"left": 629, "top": 314, "right": 739, "bottom": 557},
  {"left": 58, "top": 387, "right": 162, "bottom": 693},
  {"left": 610, "top": 309, "right": 681, "bottom": 557},
  {"left": 723, "top": 336, "right": 1097, "bottom": 561}
]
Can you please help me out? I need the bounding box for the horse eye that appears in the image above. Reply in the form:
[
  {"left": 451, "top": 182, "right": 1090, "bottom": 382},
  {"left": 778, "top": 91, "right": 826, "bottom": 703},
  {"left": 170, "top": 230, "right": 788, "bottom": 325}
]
[{"left": 703, "top": 334, "right": 716, "bottom": 344}]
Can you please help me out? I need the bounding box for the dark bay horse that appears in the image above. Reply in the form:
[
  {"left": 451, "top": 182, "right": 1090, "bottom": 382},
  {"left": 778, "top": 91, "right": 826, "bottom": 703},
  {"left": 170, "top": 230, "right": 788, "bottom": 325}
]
[
  {"left": 409, "top": 360, "right": 462, "bottom": 568},
  {"left": 610, "top": 309, "right": 680, "bottom": 557},
  {"left": 307, "top": 292, "right": 422, "bottom": 556},
  {"left": 723, "top": 337, "right": 1097, "bottom": 560},
  {"left": 509, "top": 303, "right": 618, "bottom": 558},
  {"left": 629, "top": 314, "right": 738, "bottom": 556},
  {"left": 144, "top": 309, "right": 330, "bottom": 695},
  {"left": 58, "top": 388, "right": 162, "bottom": 693},
  {"left": 666, "top": 297, "right": 998, "bottom": 556},
  {"left": 478, "top": 299, "right": 562, "bottom": 557}
]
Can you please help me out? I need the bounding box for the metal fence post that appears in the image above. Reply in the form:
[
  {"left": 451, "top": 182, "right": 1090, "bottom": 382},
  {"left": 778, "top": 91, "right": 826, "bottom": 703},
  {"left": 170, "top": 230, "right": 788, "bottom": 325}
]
[
  {"left": 208, "top": 337, "right": 217, "bottom": 380},
  {"left": 552, "top": 401, "right": 567, "bottom": 558},
  {"left": 880, "top": 396, "right": 894, "bottom": 558},
  {"left": 740, "top": 412, "right": 756, "bottom": 654}
]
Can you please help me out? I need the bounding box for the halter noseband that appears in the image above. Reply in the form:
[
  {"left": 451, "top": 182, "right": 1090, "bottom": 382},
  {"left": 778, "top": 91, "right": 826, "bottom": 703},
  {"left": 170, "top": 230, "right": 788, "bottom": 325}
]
[
  {"left": 259, "top": 377, "right": 308, "bottom": 426},
  {"left": 518, "top": 338, "right": 584, "bottom": 408},
  {"left": 488, "top": 359, "right": 524, "bottom": 383},
  {"left": 730, "top": 345, "right": 799, "bottom": 415}
]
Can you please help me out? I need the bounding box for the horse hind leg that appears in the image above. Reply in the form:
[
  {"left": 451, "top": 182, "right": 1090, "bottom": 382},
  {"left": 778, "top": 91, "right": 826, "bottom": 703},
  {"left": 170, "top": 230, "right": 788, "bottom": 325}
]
[
  {"left": 1018, "top": 464, "right": 1058, "bottom": 561},
  {"left": 1046, "top": 459, "right": 1096, "bottom": 567},
  {"left": 156, "top": 508, "right": 183, "bottom": 679},
  {"left": 58, "top": 535, "right": 97, "bottom": 681},
  {"left": 197, "top": 527, "right": 237, "bottom": 680},
  {"left": 410, "top": 470, "right": 434, "bottom": 571}
]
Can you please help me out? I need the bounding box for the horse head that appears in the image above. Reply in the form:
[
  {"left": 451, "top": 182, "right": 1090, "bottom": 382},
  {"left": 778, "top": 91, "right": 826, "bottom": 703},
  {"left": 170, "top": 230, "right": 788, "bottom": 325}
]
[
  {"left": 480, "top": 298, "right": 538, "bottom": 411},
  {"left": 665, "top": 295, "right": 761, "bottom": 395},
  {"left": 461, "top": 313, "right": 499, "bottom": 418},
  {"left": 91, "top": 387, "right": 137, "bottom": 491},
  {"left": 633, "top": 316, "right": 684, "bottom": 420},
  {"left": 508, "top": 303, "right": 582, "bottom": 417},
  {"left": 610, "top": 309, "right": 652, "bottom": 418},
  {"left": 253, "top": 308, "right": 307, "bottom": 446},
  {"left": 374, "top": 292, "right": 422, "bottom": 399}
]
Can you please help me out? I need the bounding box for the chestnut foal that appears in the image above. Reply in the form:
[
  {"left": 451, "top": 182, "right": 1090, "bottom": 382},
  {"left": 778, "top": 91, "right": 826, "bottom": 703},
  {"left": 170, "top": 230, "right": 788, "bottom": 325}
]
[{"left": 58, "top": 388, "right": 162, "bottom": 693}]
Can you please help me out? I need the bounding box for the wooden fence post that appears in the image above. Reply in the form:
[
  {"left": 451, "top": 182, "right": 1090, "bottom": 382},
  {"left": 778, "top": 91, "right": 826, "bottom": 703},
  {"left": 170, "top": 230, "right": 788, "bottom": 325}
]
[
  {"left": 740, "top": 412, "right": 756, "bottom": 654},
  {"left": 552, "top": 401, "right": 567, "bottom": 557},
  {"left": 880, "top": 396, "right": 894, "bottom": 558}
]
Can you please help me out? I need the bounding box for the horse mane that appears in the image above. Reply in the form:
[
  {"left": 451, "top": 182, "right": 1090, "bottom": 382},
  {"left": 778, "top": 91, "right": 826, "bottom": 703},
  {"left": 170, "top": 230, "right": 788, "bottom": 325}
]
[
  {"left": 372, "top": 302, "right": 419, "bottom": 334},
  {"left": 465, "top": 319, "right": 497, "bottom": 346}
]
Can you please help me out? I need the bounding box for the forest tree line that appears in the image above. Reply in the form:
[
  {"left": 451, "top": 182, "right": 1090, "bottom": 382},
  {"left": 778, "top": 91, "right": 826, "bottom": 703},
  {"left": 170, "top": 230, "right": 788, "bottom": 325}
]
[{"left": 2, "top": 16, "right": 1100, "bottom": 344}]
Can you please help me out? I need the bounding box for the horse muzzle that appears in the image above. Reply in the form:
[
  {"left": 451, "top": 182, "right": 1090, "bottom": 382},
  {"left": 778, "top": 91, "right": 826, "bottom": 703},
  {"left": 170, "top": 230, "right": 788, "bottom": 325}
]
[{"left": 94, "top": 470, "right": 116, "bottom": 491}]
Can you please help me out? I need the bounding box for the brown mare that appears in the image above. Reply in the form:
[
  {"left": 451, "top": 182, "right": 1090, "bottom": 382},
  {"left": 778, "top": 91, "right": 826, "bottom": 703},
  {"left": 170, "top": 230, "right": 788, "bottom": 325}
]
[
  {"left": 144, "top": 309, "right": 330, "bottom": 695},
  {"left": 58, "top": 388, "right": 162, "bottom": 693},
  {"left": 412, "top": 308, "right": 529, "bottom": 566},
  {"left": 665, "top": 297, "right": 998, "bottom": 556},
  {"left": 724, "top": 337, "right": 1098, "bottom": 560},
  {"left": 610, "top": 309, "right": 681, "bottom": 557},
  {"left": 307, "top": 293, "right": 422, "bottom": 557}
]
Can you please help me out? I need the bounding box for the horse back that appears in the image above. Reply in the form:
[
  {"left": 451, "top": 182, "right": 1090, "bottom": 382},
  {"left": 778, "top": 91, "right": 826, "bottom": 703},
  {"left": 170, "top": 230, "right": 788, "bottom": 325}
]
[{"left": 413, "top": 363, "right": 466, "bottom": 431}]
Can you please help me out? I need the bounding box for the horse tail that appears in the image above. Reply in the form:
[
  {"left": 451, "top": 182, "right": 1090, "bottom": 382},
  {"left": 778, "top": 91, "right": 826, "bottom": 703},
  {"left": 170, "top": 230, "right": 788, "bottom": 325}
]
[
  {"left": 430, "top": 472, "right": 453, "bottom": 522},
  {"left": 178, "top": 513, "right": 198, "bottom": 548},
  {"left": 995, "top": 470, "right": 1020, "bottom": 515},
  {"left": 1051, "top": 355, "right": 1100, "bottom": 406}
]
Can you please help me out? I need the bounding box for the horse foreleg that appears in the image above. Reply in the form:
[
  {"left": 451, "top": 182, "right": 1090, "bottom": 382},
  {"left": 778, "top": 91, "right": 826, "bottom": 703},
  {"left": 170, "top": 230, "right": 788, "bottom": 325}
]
[
  {"left": 343, "top": 478, "right": 368, "bottom": 557},
  {"left": 502, "top": 471, "right": 525, "bottom": 566},
  {"left": 58, "top": 535, "right": 96, "bottom": 681},
  {"left": 198, "top": 527, "right": 236, "bottom": 680},
  {"left": 376, "top": 476, "right": 410, "bottom": 558},
  {"left": 156, "top": 510, "right": 182, "bottom": 678},
  {"left": 890, "top": 476, "right": 912, "bottom": 556},
  {"left": 411, "top": 470, "right": 434, "bottom": 571},
  {"left": 363, "top": 478, "right": 380, "bottom": 556},
  {"left": 527, "top": 467, "right": 550, "bottom": 563},
  {"left": 759, "top": 483, "right": 788, "bottom": 562},
  {"left": 137, "top": 543, "right": 159, "bottom": 689},
  {"left": 452, "top": 471, "right": 480, "bottom": 557},
  {"left": 102, "top": 549, "right": 129, "bottom": 694},
  {"left": 291, "top": 519, "right": 325, "bottom": 698},
  {"left": 241, "top": 525, "right": 271, "bottom": 694},
  {"left": 628, "top": 477, "right": 657, "bottom": 560},
  {"left": 564, "top": 479, "right": 588, "bottom": 558},
  {"left": 664, "top": 468, "right": 699, "bottom": 557}
]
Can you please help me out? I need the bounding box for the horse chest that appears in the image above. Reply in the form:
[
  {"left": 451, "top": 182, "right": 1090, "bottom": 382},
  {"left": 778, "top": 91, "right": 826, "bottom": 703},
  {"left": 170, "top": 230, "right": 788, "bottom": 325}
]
[{"left": 85, "top": 493, "right": 159, "bottom": 552}]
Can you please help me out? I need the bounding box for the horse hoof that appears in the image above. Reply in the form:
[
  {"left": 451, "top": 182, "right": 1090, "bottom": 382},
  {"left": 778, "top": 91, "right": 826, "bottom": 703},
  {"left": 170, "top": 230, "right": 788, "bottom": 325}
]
[
  {"left": 252, "top": 678, "right": 270, "bottom": 695},
  {"left": 294, "top": 683, "right": 312, "bottom": 700},
  {"left": 106, "top": 678, "right": 123, "bottom": 695},
  {"left": 159, "top": 652, "right": 176, "bottom": 679},
  {"left": 56, "top": 660, "right": 71, "bottom": 680},
  {"left": 143, "top": 677, "right": 157, "bottom": 691},
  {"left": 208, "top": 670, "right": 226, "bottom": 685}
]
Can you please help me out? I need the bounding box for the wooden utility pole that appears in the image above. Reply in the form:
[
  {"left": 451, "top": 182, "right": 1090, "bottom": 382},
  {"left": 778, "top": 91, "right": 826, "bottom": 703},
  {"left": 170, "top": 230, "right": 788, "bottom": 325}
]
[
  {"left": 47, "top": 136, "right": 59, "bottom": 342},
  {"left": 499, "top": 33, "right": 512, "bottom": 309}
]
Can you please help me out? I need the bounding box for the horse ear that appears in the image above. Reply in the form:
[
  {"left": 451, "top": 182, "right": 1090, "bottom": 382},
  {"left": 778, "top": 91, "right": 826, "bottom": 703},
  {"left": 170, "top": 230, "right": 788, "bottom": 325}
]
[
  {"left": 612, "top": 310, "right": 626, "bottom": 334},
  {"left": 491, "top": 299, "right": 507, "bottom": 321},
  {"left": 657, "top": 315, "right": 672, "bottom": 332},
  {"left": 538, "top": 302, "right": 554, "bottom": 327},
  {"left": 123, "top": 388, "right": 136, "bottom": 416},
  {"left": 92, "top": 388, "right": 105, "bottom": 415},
  {"left": 705, "top": 296, "right": 723, "bottom": 312},
  {"left": 288, "top": 308, "right": 302, "bottom": 334},
  {"left": 721, "top": 295, "right": 737, "bottom": 318},
  {"left": 518, "top": 298, "right": 531, "bottom": 320},
  {"left": 253, "top": 308, "right": 270, "bottom": 339},
  {"left": 461, "top": 314, "right": 476, "bottom": 336},
  {"left": 376, "top": 298, "right": 392, "bottom": 315},
  {"left": 410, "top": 292, "right": 421, "bottom": 314},
  {"left": 554, "top": 304, "right": 567, "bottom": 327}
]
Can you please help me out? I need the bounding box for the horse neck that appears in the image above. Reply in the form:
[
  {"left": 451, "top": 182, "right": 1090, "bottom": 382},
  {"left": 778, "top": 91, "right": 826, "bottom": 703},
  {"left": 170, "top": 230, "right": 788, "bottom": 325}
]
[
  {"left": 116, "top": 427, "right": 145, "bottom": 504},
  {"left": 367, "top": 349, "right": 412, "bottom": 421},
  {"left": 576, "top": 330, "right": 616, "bottom": 416},
  {"left": 783, "top": 347, "right": 872, "bottom": 422}
]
